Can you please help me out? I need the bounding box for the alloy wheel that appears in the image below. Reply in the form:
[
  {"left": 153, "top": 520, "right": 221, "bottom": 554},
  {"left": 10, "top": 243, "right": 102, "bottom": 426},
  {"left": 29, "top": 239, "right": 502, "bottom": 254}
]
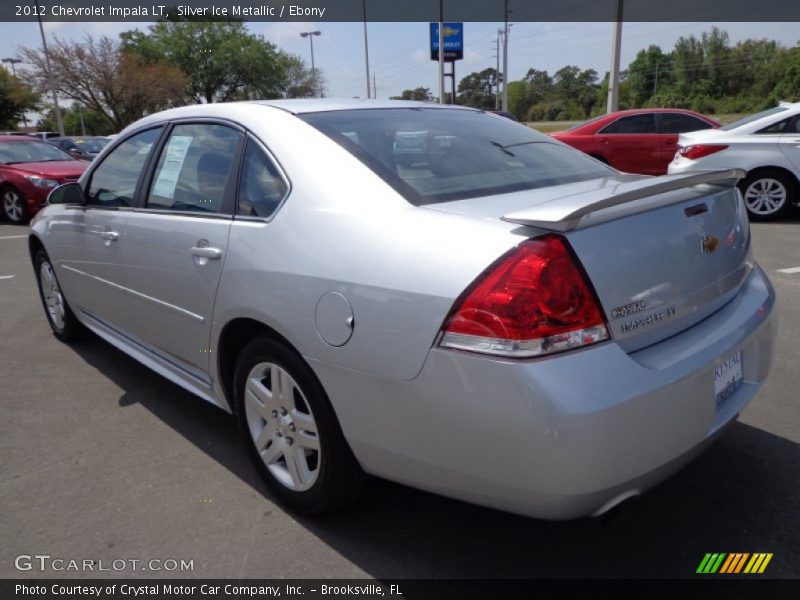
[
  {"left": 743, "top": 178, "right": 787, "bottom": 216},
  {"left": 2, "top": 189, "right": 24, "bottom": 223},
  {"left": 39, "top": 260, "right": 66, "bottom": 331},
  {"left": 244, "top": 361, "right": 321, "bottom": 491}
]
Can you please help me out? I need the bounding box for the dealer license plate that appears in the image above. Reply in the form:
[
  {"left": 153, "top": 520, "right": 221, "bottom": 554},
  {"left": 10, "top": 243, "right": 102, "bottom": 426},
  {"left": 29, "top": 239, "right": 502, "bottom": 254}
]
[{"left": 714, "top": 351, "right": 743, "bottom": 408}]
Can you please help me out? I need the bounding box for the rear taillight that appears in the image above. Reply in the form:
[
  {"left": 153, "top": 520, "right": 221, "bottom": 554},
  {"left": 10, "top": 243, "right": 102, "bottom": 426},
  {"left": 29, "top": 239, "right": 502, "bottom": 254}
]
[
  {"left": 678, "top": 144, "right": 729, "bottom": 160},
  {"left": 439, "top": 235, "right": 609, "bottom": 358}
]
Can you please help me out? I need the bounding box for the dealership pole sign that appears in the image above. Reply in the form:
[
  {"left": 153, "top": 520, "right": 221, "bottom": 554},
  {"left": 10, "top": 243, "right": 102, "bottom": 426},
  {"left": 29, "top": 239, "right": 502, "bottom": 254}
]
[{"left": 430, "top": 22, "right": 464, "bottom": 61}]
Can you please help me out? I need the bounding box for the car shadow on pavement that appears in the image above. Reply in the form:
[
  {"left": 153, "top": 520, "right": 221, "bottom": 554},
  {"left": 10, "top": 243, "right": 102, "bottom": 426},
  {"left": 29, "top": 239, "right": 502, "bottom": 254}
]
[{"left": 72, "top": 337, "right": 799, "bottom": 579}]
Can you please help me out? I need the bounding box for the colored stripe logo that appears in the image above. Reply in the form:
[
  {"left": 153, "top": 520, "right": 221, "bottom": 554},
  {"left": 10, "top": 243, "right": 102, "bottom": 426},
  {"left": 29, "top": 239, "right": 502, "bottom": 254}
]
[{"left": 697, "top": 553, "right": 773, "bottom": 574}]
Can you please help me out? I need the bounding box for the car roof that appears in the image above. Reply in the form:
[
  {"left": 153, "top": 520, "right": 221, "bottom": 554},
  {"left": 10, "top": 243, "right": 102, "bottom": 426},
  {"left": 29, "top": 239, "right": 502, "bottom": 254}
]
[
  {"left": 607, "top": 108, "right": 706, "bottom": 116},
  {"left": 248, "top": 98, "right": 476, "bottom": 114},
  {"left": 0, "top": 135, "right": 47, "bottom": 142},
  {"left": 122, "top": 99, "right": 484, "bottom": 136}
]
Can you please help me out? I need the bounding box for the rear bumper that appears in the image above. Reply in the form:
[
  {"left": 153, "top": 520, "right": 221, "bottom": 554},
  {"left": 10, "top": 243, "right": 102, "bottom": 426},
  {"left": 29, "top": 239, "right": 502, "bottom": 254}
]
[{"left": 310, "top": 265, "right": 775, "bottom": 519}]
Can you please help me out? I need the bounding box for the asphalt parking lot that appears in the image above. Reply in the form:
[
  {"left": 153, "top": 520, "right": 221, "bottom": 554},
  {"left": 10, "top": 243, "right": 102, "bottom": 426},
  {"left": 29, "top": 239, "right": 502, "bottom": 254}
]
[{"left": 1, "top": 218, "right": 799, "bottom": 580}]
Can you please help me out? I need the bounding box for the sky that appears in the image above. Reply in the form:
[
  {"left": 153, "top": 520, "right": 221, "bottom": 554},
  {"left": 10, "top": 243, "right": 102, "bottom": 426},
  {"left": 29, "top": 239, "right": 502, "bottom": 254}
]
[{"left": 0, "top": 20, "right": 797, "bottom": 104}]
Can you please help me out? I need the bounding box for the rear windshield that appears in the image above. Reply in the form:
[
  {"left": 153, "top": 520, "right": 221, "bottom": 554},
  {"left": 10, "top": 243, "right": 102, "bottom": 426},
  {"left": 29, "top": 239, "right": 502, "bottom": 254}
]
[
  {"left": 0, "top": 140, "right": 72, "bottom": 164},
  {"left": 300, "top": 108, "right": 611, "bottom": 205},
  {"left": 76, "top": 137, "right": 110, "bottom": 152},
  {"left": 719, "top": 107, "right": 788, "bottom": 131}
]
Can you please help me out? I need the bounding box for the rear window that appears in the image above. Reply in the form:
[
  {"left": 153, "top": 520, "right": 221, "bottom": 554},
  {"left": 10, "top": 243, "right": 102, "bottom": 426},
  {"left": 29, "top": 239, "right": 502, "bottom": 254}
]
[
  {"left": 720, "top": 107, "right": 788, "bottom": 131},
  {"left": 300, "top": 108, "right": 611, "bottom": 205}
]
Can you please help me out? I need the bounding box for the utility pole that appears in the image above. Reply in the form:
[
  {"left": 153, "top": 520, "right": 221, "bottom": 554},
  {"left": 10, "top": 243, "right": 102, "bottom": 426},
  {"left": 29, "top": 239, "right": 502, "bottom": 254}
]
[
  {"left": 607, "top": 0, "right": 623, "bottom": 113},
  {"left": 35, "top": 0, "right": 64, "bottom": 136},
  {"left": 363, "top": 0, "right": 371, "bottom": 98},
  {"left": 438, "top": 0, "right": 445, "bottom": 104},
  {"left": 495, "top": 31, "right": 502, "bottom": 110},
  {"left": 502, "top": 0, "right": 509, "bottom": 112},
  {"left": 77, "top": 104, "right": 86, "bottom": 136},
  {"left": 372, "top": 73, "right": 377, "bottom": 99},
  {"left": 653, "top": 60, "right": 659, "bottom": 97}
]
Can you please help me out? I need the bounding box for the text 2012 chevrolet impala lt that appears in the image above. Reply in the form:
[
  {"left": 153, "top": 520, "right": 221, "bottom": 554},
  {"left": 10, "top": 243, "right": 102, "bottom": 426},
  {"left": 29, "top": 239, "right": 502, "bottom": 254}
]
[{"left": 29, "top": 100, "right": 775, "bottom": 519}]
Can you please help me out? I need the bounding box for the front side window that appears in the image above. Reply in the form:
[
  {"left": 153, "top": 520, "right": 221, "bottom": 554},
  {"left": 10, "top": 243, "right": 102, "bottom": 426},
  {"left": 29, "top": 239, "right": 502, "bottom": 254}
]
[
  {"left": 86, "top": 127, "right": 162, "bottom": 207},
  {"left": 147, "top": 123, "right": 241, "bottom": 214},
  {"left": 599, "top": 114, "right": 658, "bottom": 134},
  {"left": 237, "top": 140, "right": 288, "bottom": 218},
  {"left": 301, "top": 108, "right": 611, "bottom": 205}
]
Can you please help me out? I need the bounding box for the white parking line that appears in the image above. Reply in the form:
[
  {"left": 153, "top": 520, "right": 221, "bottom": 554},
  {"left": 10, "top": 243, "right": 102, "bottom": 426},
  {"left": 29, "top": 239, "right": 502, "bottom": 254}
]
[
  {"left": 0, "top": 235, "right": 27, "bottom": 240},
  {"left": 777, "top": 267, "right": 800, "bottom": 274},
  {"left": 0, "top": 275, "right": 15, "bottom": 280}
]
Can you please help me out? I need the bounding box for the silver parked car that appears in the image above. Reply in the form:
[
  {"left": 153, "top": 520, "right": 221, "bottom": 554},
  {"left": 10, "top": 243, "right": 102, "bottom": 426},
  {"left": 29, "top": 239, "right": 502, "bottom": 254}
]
[{"left": 29, "top": 100, "right": 775, "bottom": 519}]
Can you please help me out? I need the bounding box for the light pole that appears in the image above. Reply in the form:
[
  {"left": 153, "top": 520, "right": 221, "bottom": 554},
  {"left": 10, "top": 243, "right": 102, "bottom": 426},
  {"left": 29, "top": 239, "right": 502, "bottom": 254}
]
[
  {"left": 300, "top": 30, "right": 321, "bottom": 97},
  {"left": 502, "top": 0, "right": 510, "bottom": 112},
  {"left": 363, "top": 0, "right": 371, "bottom": 99},
  {"left": 2, "top": 58, "right": 21, "bottom": 77},
  {"left": 34, "top": 0, "right": 64, "bottom": 136},
  {"left": 607, "top": 0, "right": 624, "bottom": 113}
]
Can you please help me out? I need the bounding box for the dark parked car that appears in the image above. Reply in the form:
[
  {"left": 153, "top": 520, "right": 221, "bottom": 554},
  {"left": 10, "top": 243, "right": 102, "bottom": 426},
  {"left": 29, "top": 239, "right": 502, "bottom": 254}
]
[
  {"left": 550, "top": 108, "right": 719, "bottom": 175},
  {"left": 49, "top": 136, "right": 110, "bottom": 161},
  {"left": 0, "top": 136, "right": 88, "bottom": 223}
]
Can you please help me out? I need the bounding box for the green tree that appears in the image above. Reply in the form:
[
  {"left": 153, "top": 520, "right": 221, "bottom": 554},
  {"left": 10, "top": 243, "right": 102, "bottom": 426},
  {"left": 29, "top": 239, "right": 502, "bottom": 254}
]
[
  {"left": 391, "top": 87, "right": 433, "bottom": 102},
  {"left": 122, "top": 20, "right": 299, "bottom": 102},
  {"left": 0, "top": 67, "right": 39, "bottom": 129},
  {"left": 457, "top": 68, "right": 498, "bottom": 108},
  {"left": 625, "top": 45, "right": 670, "bottom": 107},
  {"left": 38, "top": 102, "right": 115, "bottom": 136}
]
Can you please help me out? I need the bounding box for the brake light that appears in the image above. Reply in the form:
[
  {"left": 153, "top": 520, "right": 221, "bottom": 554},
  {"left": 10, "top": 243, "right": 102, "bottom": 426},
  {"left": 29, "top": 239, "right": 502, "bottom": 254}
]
[
  {"left": 439, "top": 235, "right": 609, "bottom": 358},
  {"left": 678, "top": 144, "right": 729, "bottom": 160}
]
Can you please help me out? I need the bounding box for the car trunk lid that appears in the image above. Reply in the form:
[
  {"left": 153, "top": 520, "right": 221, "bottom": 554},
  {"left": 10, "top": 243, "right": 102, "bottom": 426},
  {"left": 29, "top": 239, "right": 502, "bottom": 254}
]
[{"left": 428, "top": 169, "right": 751, "bottom": 353}]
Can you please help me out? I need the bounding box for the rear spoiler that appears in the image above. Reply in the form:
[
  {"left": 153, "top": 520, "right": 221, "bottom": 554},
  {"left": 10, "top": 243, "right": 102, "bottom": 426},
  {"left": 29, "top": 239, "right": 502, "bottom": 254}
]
[{"left": 501, "top": 169, "right": 746, "bottom": 232}]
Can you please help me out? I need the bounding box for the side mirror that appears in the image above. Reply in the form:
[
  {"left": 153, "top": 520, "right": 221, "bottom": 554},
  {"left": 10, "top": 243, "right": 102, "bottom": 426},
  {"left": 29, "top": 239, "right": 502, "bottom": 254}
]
[
  {"left": 48, "top": 182, "right": 85, "bottom": 205},
  {"left": 68, "top": 147, "right": 81, "bottom": 156}
]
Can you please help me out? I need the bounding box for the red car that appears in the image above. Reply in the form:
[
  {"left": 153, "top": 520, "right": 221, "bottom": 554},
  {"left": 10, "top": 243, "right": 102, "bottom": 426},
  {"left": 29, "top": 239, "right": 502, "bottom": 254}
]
[
  {"left": 0, "top": 135, "right": 88, "bottom": 224},
  {"left": 550, "top": 109, "right": 719, "bottom": 175}
]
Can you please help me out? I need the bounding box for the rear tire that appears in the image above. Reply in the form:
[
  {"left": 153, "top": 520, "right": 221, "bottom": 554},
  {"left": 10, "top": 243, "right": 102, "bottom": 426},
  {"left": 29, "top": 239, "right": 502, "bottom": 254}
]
[
  {"left": 233, "top": 336, "right": 366, "bottom": 514},
  {"left": 738, "top": 169, "right": 796, "bottom": 221},
  {"left": 1, "top": 186, "right": 28, "bottom": 224},
  {"left": 34, "top": 250, "right": 87, "bottom": 342}
]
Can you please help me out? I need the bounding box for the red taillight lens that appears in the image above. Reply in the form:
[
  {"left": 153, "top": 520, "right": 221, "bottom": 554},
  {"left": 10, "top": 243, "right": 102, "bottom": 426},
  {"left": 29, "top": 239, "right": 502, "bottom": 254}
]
[
  {"left": 439, "top": 235, "right": 609, "bottom": 358},
  {"left": 678, "top": 144, "right": 729, "bottom": 160}
]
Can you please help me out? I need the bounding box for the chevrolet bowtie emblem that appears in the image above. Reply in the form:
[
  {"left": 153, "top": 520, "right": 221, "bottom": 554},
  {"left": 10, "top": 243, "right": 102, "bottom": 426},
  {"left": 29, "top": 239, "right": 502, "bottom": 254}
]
[{"left": 701, "top": 234, "right": 719, "bottom": 254}]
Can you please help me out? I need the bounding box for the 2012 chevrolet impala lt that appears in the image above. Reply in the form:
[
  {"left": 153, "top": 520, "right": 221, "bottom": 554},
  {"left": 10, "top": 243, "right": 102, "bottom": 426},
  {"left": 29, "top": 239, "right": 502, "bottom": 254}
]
[{"left": 29, "top": 100, "right": 775, "bottom": 519}]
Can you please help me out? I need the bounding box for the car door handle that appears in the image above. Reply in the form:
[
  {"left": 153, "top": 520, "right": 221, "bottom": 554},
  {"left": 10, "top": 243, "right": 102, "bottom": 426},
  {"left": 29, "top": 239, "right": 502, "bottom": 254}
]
[
  {"left": 99, "top": 231, "right": 119, "bottom": 241},
  {"left": 190, "top": 246, "right": 222, "bottom": 260}
]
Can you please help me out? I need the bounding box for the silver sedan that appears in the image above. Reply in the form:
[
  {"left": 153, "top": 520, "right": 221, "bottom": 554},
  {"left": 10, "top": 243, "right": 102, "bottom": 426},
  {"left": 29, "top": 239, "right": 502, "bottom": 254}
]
[{"left": 29, "top": 100, "right": 775, "bottom": 519}]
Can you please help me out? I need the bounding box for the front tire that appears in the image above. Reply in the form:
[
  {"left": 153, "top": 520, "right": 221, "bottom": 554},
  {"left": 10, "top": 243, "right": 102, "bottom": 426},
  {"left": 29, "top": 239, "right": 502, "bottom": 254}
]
[
  {"left": 233, "top": 336, "right": 366, "bottom": 514},
  {"left": 34, "top": 250, "right": 86, "bottom": 342},
  {"left": 2, "top": 186, "right": 28, "bottom": 224},
  {"left": 739, "top": 170, "right": 796, "bottom": 221}
]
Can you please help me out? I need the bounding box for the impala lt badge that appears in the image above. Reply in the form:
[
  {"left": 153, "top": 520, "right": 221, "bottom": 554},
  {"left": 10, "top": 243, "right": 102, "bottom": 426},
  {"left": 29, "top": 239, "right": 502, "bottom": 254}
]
[{"left": 701, "top": 234, "right": 719, "bottom": 254}]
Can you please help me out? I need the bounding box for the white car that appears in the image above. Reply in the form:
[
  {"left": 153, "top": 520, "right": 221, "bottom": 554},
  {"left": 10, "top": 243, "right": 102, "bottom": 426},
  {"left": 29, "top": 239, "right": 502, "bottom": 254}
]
[{"left": 669, "top": 102, "right": 800, "bottom": 220}]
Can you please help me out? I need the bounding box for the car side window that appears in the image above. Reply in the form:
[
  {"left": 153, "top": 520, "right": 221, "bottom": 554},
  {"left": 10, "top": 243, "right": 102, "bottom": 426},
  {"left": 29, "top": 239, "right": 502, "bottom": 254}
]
[
  {"left": 600, "top": 114, "right": 657, "bottom": 134},
  {"left": 146, "top": 123, "right": 241, "bottom": 214},
  {"left": 660, "top": 113, "right": 711, "bottom": 134},
  {"left": 86, "top": 127, "right": 162, "bottom": 207},
  {"left": 237, "top": 140, "right": 288, "bottom": 218},
  {"left": 757, "top": 116, "right": 799, "bottom": 135}
]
